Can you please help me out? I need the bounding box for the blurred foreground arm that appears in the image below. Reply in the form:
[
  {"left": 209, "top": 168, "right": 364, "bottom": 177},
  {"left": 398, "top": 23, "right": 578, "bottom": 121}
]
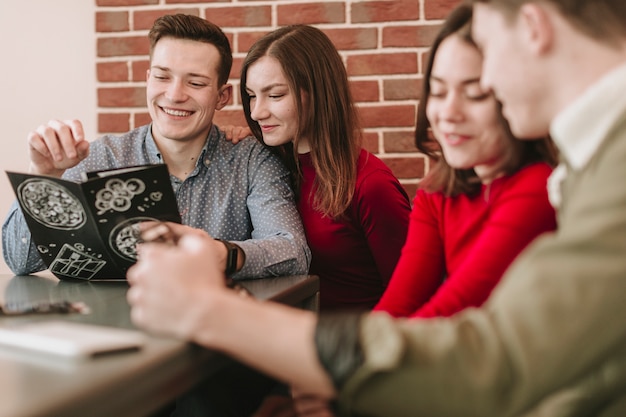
[{"left": 126, "top": 233, "right": 335, "bottom": 398}]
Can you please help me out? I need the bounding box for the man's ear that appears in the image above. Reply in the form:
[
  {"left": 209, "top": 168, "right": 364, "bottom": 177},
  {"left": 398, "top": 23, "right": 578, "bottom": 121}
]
[
  {"left": 146, "top": 68, "right": 150, "bottom": 81},
  {"left": 216, "top": 84, "right": 232, "bottom": 110},
  {"left": 519, "top": 3, "right": 554, "bottom": 55}
]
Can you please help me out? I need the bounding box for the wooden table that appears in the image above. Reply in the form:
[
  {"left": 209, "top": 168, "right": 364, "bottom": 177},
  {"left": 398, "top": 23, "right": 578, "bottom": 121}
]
[{"left": 0, "top": 273, "right": 319, "bottom": 417}]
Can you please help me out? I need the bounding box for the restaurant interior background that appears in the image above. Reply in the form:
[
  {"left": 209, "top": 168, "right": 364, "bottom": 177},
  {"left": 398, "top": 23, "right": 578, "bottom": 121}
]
[{"left": 0, "top": 0, "right": 460, "bottom": 275}]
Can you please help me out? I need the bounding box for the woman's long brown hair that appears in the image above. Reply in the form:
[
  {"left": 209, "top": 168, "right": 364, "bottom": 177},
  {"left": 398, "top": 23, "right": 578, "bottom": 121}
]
[{"left": 416, "top": 4, "right": 558, "bottom": 197}]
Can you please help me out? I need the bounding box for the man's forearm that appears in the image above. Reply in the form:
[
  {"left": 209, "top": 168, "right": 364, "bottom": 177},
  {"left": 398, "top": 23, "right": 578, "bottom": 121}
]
[{"left": 193, "top": 290, "right": 335, "bottom": 397}]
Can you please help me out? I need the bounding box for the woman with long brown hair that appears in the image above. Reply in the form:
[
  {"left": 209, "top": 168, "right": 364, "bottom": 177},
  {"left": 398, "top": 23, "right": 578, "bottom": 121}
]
[
  {"left": 374, "top": 4, "right": 557, "bottom": 318},
  {"left": 240, "top": 25, "right": 411, "bottom": 311}
]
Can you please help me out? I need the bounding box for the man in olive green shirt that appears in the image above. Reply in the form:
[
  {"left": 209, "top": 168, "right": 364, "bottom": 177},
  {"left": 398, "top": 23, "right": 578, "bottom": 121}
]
[{"left": 126, "top": 1, "right": 626, "bottom": 416}]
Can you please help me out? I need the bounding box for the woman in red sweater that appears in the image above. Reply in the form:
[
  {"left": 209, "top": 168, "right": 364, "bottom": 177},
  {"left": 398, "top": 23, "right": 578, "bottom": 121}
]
[
  {"left": 374, "top": 6, "right": 558, "bottom": 319},
  {"left": 240, "top": 25, "right": 411, "bottom": 311}
]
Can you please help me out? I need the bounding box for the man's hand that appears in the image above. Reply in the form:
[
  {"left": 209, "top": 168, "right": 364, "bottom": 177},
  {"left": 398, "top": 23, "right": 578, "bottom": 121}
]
[
  {"left": 127, "top": 233, "right": 229, "bottom": 339},
  {"left": 252, "top": 395, "right": 297, "bottom": 417},
  {"left": 252, "top": 391, "right": 336, "bottom": 417},
  {"left": 223, "top": 125, "right": 253, "bottom": 144},
  {"left": 138, "top": 220, "right": 232, "bottom": 280},
  {"left": 292, "top": 389, "right": 336, "bottom": 417},
  {"left": 28, "top": 119, "right": 90, "bottom": 177}
]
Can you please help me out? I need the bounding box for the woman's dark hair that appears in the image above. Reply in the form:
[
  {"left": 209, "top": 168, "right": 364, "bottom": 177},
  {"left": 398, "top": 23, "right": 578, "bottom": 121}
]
[{"left": 416, "top": 4, "right": 558, "bottom": 196}]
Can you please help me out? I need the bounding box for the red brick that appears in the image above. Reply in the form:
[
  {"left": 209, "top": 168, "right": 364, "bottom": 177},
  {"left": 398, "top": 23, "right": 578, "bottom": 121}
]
[
  {"left": 383, "top": 24, "right": 442, "bottom": 48},
  {"left": 237, "top": 31, "right": 270, "bottom": 54},
  {"left": 347, "top": 53, "right": 418, "bottom": 76},
  {"left": 98, "top": 113, "right": 130, "bottom": 133},
  {"left": 402, "top": 182, "right": 419, "bottom": 199},
  {"left": 230, "top": 85, "right": 242, "bottom": 106},
  {"left": 231, "top": 57, "right": 244, "bottom": 80},
  {"left": 167, "top": 0, "right": 227, "bottom": 3},
  {"left": 97, "top": 0, "right": 157, "bottom": 6},
  {"left": 96, "top": 11, "right": 129, "bottom": 33},
  {"left": 132, "top": 60, "right": 150, "bottom": 82},
  {"left": 214, "top": 110, "right": 247, "bottom": 128},
  {"left": 133, "top": 9, "right": 200, "bottom": 31},
  {"left": 224, "top": 32, "right": 235, "bottom": 51},
  {"left": 134, "top": 112, "right": 152, "bottom": 128},
  {"left": 382, "top": 26, "right": 417, "bottom": 48},
  {"left": 350, "top": 80, "right": 379, "bottom": 103},
  {"left": 325, "top": 28, "right": 377, "bottom": 51},
  {"left": 98, "top": 36, "right": 149, "bottom": 57},
  {"left": 381, "top": 156, "right": 425, "bottom": 179},
  {"left": 205, "top": 6, "right": 271, "bottom": 28},
  {"left": 425, "top": 0, "right": 463, "bottom": 20},
  {"left": 362, "top": 132, "right": 379, "bottom": 154},
  {"left": 418, "top": 25, "right": 444, "bottom": 47},
  {"left": 97, "top": 62, "right": 129, "bottom": 82},
  {"left": 384, "top": 78, "right": 422, "bottom": 101},
  {"left": 277, "top": 2, "right": 345, "bottom": 25},
  {"left": 358, "top": 105, "right": 416, "bottom": 128},
  {"left": 98, "top": 87, "right": 147, "bottom": 107},
  {"left": 420, "top": 50, "right": 430, "bottom": 73},
  {"left": 352, "top": 0, "right": 419, "bottom": 23},
  {"left": 383, "top": 131, "right": 419, "bottom": 153}
]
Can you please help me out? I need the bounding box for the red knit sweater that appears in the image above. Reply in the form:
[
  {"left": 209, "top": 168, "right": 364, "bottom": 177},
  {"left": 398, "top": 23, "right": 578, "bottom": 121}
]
[
  {"left": 374, "top": 162, "right": 556, "bottom": 318},
  {"left": 298, "top": 150, "right": 411, "bottom": 311}
]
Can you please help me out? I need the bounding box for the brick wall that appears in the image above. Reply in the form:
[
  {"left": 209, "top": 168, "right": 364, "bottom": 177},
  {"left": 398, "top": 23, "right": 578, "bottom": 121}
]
[{"left": 95, "top": 0, "right": 461, "bottom": 197}]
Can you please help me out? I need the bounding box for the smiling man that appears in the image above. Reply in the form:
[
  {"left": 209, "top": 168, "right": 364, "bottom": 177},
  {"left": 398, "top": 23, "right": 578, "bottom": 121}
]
[{"left": 2, "top": 14, "right": 310, "bottom": 281}]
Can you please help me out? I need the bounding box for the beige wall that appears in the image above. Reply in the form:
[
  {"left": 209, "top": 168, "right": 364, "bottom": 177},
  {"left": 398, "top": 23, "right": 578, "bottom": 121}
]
[{"left": 0, "top": 1, "right": 96, "bottom": 274}]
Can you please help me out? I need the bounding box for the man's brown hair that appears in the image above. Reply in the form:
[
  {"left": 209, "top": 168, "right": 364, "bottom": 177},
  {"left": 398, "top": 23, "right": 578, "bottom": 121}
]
[
  {"left": 468, "top": 0, "right": 626, "bottom": 43},
  {"left": 149, "top": 14, "right": 232, "bottom": 87}
]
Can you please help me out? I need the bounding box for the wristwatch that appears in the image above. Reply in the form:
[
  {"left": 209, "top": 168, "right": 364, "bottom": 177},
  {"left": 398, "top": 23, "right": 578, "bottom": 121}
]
[{"left": 216, "top": 239, "right": 239, "bottom": 276}]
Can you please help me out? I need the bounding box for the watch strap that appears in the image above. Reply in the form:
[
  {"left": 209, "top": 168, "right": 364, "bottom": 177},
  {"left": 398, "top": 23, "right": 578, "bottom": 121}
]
[{"left": 216, "top": 239, "right": 238, "bottom": 276}]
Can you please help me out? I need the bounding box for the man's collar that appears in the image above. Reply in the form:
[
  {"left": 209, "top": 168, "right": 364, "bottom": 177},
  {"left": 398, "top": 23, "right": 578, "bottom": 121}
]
[
  {"left": 550, "top": 62, "right": 626, "bottom": 170},
  {"left": 145, "top": 127, "right": 163, "bottom": 165},
  {"left": 147, "top": 124, "right": 217, "bottom": 168}
]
